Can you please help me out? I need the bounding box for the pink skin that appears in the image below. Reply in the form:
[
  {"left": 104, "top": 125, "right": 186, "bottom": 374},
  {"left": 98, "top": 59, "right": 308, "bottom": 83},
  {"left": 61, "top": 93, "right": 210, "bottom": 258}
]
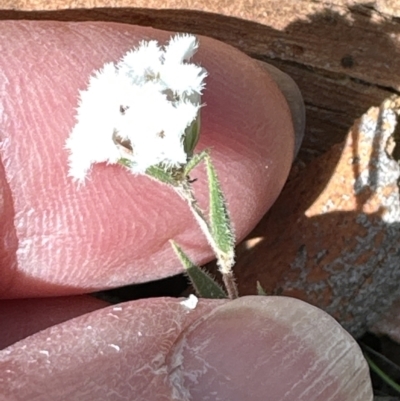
[
  {"left": 0, "top": 295, "right": 109, "bottom": 350},
  {"left": 0, "top": 21, "right": 372, "bottom": 400}
]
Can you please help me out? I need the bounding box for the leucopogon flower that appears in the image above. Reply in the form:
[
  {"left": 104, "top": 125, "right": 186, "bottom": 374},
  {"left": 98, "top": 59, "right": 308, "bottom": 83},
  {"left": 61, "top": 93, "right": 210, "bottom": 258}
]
[{"left": 66, "top": 34, "right": 207, "bottom": 182}]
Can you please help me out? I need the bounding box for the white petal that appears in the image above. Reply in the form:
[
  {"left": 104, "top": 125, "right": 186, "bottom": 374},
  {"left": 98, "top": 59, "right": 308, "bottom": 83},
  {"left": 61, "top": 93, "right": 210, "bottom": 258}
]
[
  {"left": 66, "top": 63, "right": 124, "bottom": 181},
  {"left": 117, "top": 40, "right": 163, "bottom": 84},
  {"left": 163, "top": 34, "right": 199, "bottom": 64},
  {"left": 117, "top": 86, "right": 168, "bottom": 141},
  {"left": 118, "top": 89, "right": 192, "bottom": 172},
  {"left": 160, "top": 62, "right": 207, "bottom": 96},
  {"left": 170, "top": 100, "right": 201, "bottom": 132}
]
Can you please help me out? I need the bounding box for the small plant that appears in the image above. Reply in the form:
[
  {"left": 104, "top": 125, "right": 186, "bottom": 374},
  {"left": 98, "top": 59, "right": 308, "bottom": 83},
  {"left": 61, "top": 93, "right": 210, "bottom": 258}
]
[{"left": 66, "top": 34, "right": 238, "bottom": 299}]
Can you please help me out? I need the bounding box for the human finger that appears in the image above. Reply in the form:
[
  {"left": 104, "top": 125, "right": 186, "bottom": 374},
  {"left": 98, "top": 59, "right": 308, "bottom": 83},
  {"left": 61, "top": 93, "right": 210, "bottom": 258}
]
[
  {"left": 0, "top": 21, "right": 296, "bottom": 298},
  {"left": 0, "top": 296, "right": 371, "bottom": 400}
]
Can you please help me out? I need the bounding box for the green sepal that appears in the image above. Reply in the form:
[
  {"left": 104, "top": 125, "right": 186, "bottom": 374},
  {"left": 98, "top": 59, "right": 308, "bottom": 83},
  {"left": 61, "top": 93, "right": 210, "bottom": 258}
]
[
  {"left": 183, "top": 112, "right": 201, "bottom": 157},
  {"left": 170, "top": 240, "right": 227, "bottom": 299},
  {"left": 256, "top": 281, "right": 267, "bottom": 296},
  {"left": 206, "top": 156, "right": 235, "bottom": 270},
  {"left": 146, "top": 165, "right": 178, "bottom": 186},
  {"left": 184, "top": 150, "right": 209, "bottom": 177},
  {"left": 118, "top": 158, "right": 133, "bottom": 168},
  {"left": 119, "top": 159, "right": 178, "bottom": 186}
]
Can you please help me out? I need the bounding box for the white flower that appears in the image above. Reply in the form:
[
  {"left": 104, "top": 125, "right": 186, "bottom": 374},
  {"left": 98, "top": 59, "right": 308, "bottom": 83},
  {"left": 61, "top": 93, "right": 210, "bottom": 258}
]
[{"left": 66, "top": 34, "right": 207, "bottom": 182}]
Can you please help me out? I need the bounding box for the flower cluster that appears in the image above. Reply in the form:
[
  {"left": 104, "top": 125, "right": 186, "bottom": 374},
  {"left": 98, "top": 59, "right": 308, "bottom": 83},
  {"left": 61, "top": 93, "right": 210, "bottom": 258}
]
[{"left": 66, "top": 34, "right": 207, "bottom": 182}]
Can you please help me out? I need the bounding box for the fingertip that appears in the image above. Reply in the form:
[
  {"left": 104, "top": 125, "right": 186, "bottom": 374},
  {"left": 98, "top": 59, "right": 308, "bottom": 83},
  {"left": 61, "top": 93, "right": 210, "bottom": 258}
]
[
  {"left": 260, "top": 62, "right": 305, "bottom": 157},
  {"left": 167, "top": 296, "right": 372, "bottom": 401}
]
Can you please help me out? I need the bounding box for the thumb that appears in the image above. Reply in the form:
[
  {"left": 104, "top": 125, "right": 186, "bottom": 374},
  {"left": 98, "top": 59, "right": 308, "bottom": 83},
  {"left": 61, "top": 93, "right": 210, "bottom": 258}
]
[{"left": 167, "top": 296, "right": 372, "bottom": 401}]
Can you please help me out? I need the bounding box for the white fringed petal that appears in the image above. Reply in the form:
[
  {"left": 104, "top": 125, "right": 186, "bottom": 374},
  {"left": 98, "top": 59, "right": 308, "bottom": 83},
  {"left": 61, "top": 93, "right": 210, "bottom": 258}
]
[
  {"left": 163, "top": 34, "right": 199, "bottom": 64},
  {"left": 117, "top": 40, "right": 163, "bottom": 84},
  {"left": 160, "top": 63, "right": 207, "bottom": 97}
]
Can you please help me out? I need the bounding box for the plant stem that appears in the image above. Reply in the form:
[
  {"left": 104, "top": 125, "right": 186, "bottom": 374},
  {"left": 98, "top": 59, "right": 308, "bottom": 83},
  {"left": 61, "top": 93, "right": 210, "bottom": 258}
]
[
  {"left": 174, "top": 179, "right": 238, "bottom": 299},
  {"left": 222, "top": 272, "right": 239, "bottom": 299}
]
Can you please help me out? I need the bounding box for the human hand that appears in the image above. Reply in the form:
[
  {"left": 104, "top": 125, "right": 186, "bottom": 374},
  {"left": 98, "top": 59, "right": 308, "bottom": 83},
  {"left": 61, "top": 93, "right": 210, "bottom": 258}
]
[{"left": 0, "top": 21, "right": 372, "bottom": 400}]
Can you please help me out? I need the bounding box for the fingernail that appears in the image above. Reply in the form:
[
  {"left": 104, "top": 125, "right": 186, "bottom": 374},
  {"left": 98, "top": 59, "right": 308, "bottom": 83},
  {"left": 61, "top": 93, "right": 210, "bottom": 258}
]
[{"left": 259, "top": 62, "right": 305, "bottom": 158}]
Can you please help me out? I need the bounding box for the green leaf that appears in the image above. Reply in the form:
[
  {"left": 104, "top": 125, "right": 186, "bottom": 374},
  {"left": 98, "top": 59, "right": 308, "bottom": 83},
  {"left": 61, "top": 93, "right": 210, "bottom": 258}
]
[
  {"left": 206, "top": 155, "right": 235, "bottom": 272},
  {"left": 146, "top": 165, "right": 178, "bottom": 186},
  {"left": 170, "top": 241, "right": 227, "bottom": 299},
  {"left": 256, "top": 281, "right": 267, "bottom": 296},
  {"left": 183, "top": 112, "right": 201, "bottom": 157},
  {"left": 183, "top": 150, "right": 209, "bottom": 177},
  {"left": 364, "top": 352, "right": 400, "bottom": 394}
]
